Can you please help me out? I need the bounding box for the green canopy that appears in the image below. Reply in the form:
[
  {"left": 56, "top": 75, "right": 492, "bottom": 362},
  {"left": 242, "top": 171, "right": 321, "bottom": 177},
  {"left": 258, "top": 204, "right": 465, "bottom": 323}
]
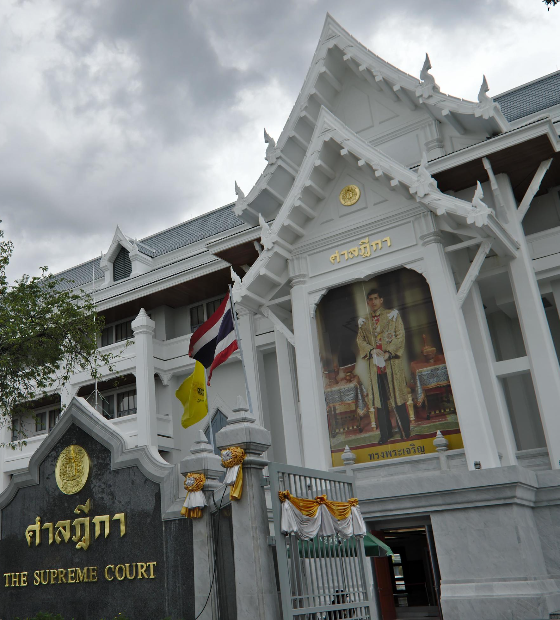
[{"left": 290, "top": 533, "right": 392, "bottom": 559}]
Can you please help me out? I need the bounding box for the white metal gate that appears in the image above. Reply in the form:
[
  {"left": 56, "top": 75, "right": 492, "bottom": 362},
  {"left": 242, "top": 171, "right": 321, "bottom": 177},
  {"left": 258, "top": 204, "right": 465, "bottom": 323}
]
[{"left": 269, "top": 462, "right": 377, "bottom": 620}]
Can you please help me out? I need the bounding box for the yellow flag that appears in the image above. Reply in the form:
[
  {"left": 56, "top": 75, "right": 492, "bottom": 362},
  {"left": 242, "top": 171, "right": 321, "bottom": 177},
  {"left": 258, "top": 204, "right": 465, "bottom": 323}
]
[{"left": 176, "top": 361, "right": 208, "bottom": 429}]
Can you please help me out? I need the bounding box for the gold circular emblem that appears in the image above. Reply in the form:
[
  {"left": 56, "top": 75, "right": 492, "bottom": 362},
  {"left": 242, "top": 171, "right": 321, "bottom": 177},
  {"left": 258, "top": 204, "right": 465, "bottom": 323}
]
[
  {"left": 339, "top": 184, "right": 361, "bottom": 206},
  {"left": 55, "top": 445, "right": 90, "bottom": 495}
]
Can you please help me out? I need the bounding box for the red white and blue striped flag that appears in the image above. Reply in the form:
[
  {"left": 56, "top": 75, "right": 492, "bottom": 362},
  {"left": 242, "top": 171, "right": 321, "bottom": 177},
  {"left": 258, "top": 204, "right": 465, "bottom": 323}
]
[{"left": 188, "top": 293, "right": 238, "bottom": 385}]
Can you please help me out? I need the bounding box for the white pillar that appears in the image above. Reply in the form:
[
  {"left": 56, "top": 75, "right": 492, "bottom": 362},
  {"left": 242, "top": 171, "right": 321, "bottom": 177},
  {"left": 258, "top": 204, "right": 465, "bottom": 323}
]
[
  {"left": 461, "top": 281, "right": 518, "bottom": 466},
  {"left": 550, "top": 279, "right": 560, "bottom": 324},
  {"left": 131, "top": 308, "right": 158, "bottom": 448},
  {"left": 499, "top": 174, "right": 560, "bottom": 470},
  {"left": 416, "top": 215, "right": 501, "bottom": 470},
  {"left": 274, "top": 329, "right": 303, "bottom": 466},
  {"left": 235, "top": 306, "right": 266, "bottom": 427},
  {"left": 289, "top": 259, "right": 332, "bottom": 471}
]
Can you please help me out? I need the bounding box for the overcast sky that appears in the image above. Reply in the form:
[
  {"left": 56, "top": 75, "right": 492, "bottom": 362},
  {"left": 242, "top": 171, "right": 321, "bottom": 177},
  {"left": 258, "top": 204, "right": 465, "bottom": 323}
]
[{"left": 1, "top": 0, "right": 559, "bottom": 280}]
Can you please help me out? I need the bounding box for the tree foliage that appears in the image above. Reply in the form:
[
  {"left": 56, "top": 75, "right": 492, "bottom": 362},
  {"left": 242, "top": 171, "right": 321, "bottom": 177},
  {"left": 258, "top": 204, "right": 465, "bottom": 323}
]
[
  {"left": 0, "top": 227, "right": 110, "bottom": 445},
  {"left": 543, "top": 0, "right": 559, "bottom": 8}
]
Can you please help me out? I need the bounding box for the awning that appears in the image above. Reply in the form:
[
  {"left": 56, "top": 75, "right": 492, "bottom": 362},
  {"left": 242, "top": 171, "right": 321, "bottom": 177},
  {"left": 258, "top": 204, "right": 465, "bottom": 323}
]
[{"left": 290, "top": 533, "right": 392, "bottom": 559}]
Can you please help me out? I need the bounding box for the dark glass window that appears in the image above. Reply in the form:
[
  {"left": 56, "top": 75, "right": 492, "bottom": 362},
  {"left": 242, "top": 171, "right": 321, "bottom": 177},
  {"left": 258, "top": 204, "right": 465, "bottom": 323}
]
[
  {"left": 190, "top": 304, "right": 205, "bottom": 332},
  {"left": 113, "top": 246, "right": 132, "bottom": 281},
  {"left": 102, "top": 394, "right": 115, "bottom": 419},
  {"left": 117, "top": 390, "right": 137, "bottom": 417},
  {"left": 101, "top": 326, "right": 114, "bottom": 347},
  {"left": 115, "top": 320, "right": 133, "bottom": 343},
  {"left": 35, "top": 411, "right": 47, "bottom": 433},
  {"left": 48, "top": 408, "right": 61, "bottom": 431},
  {"left": 205, "top": 410, "right": 228, "bottom": 455},
  {"left": 206, "top": 297, "right": 225, "bottom": 319},
  {"left": 11, "top": 418, "right": 20, "bottom": 441}
]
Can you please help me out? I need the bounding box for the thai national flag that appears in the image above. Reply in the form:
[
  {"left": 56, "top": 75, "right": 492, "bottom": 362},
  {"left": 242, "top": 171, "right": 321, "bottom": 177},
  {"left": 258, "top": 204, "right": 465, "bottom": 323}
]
[{"left": 188, "top": 293, "right": 238, "bottom": 385}]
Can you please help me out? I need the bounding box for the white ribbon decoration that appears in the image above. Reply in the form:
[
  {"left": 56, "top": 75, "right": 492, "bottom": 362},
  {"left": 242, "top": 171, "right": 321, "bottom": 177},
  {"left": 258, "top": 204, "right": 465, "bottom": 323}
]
[
  {"left": 182, "top": 490, "right": 206, "bottom": 511},
  {"left": 223, "top": 464, "right": 240, "bottom": 487},
  {"left": 280, "top": 499, "right": 367, "bottom": 540}
]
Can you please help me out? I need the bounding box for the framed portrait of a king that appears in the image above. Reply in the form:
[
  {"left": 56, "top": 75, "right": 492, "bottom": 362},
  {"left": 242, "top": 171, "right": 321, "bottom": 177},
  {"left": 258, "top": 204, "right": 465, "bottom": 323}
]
[{"left": 315, "top": 267, "right": 463, "bottom": 466}]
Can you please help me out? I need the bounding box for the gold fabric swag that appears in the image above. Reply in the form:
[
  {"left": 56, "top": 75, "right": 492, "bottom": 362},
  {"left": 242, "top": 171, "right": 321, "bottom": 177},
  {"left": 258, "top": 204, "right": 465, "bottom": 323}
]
[
  {"left": 181, "top": 472, "right": 207, "bottom": 518},
  {"left": 279, "top": 490, "right": 367, "bottom": 540}
]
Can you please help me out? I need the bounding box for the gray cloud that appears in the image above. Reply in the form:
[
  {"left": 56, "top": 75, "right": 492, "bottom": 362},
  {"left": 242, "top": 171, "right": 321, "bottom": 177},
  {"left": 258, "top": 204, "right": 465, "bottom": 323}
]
[{"left": 0, "top": 0, "right": 552, "bottom": 281}]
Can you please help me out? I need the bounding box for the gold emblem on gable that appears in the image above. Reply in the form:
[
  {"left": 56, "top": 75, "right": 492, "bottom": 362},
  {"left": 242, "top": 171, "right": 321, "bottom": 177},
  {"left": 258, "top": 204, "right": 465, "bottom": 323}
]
[
  {"left": 55, "top": 445, "right": 90, "bottom": 495},
  {"left": 339, "top": 184, "right": 361, "bottom": 206}
]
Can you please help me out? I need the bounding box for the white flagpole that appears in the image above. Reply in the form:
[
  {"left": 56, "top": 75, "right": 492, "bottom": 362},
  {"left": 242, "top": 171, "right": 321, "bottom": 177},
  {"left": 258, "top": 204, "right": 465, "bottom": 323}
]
[{"left": 228, "top": 284, "right": 254, "bottom": 416}]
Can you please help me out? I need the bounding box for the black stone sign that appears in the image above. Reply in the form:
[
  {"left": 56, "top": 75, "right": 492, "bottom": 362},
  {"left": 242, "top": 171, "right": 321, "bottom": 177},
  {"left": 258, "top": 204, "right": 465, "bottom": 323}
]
[{"left": 0, "top": 421, "right": 193, "bottom": 620}]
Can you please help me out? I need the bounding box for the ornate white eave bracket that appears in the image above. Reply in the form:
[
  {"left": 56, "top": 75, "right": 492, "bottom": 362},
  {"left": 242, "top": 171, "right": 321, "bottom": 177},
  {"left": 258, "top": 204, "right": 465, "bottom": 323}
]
[
  {"left": 99, "top": 225, "right": 155, "bottom": 286},
  {"left": 233, "top": 14, "right": 509, "bottom": 227},
  {"left": 233, "top": 107, "right": 518, "bottom": 314},
  {"left": 517, "top": 158, "right": 553, "bottom": 222},
  {"left": 456, "top": 239, "right": 493, "bottom": 307}
]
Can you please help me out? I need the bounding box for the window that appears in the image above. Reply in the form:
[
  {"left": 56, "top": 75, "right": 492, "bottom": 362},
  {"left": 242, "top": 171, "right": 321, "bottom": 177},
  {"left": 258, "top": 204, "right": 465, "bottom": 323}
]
[
  {"left": 100, "top": 388, "right": 137, "bottom": 419},
  {"left": 190, "top": 304, "right": 205, "bottom": 332},
  {"left": 48, "top": 408, "right": 61, "bottom": 431},
  {"left": 101, "top": 326, "right": 114, "bottom": 347},
  {"left": 113, "top": 246, "right": 132, "bottom": 281},
  {"left": 100, "top": 318, "right": 133, "bottom": 347},
  {"left": 35, "top": 411, "right": 47, "bottom": 433},
  {"left": 190, "top": 296, "right": 225, "bottom": 333},
  {"left": 204, "top": 409, "right": 228, "bottom": 455},
  {"left": 11, "top": 418, "right": 21, "bottom": 442},
  {"left": 117, "top": 390, "right": 137, "bottom": 417},
  {"left": 206, "top": 297, "right": 225, "bottom": 318},
  {"left": 115, "top": 320, "right": 133, "bottom": 342},
  {"left": 102, "top": 394, "right": 115, "bottom": 419}
]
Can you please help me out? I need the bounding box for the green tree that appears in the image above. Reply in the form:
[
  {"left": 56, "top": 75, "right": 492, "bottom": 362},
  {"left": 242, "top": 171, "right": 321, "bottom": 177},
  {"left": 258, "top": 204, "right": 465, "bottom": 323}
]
[
  {"left": 544, "top": 0, "right": 559, "bottom": 8},
  {"left": 0, "top": 227, "right": 111, "bottom": 446}
]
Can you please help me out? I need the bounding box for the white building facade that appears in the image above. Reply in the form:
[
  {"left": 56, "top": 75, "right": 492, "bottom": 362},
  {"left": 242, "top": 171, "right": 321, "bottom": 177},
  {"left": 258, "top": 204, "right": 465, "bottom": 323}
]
[{"left": 4, "top": 15, "right": 560, "bottom": 620}]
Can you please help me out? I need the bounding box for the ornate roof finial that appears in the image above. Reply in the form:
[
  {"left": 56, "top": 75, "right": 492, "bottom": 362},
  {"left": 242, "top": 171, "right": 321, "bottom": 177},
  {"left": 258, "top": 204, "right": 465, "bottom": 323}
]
[
  {"left": 234, "top": 181, "right": 245, "bottom": 201},
  {"left": 258, "top": 213, "right": 274, "bottom": 250},
  {"left": 472, "top": 181, "right": 487, "bottom": 210},
  {"left": 230, "top": 266, "right": 242, "bottom": 288},
  {"left": 420, "top": 54, "right": 440, "bottom": 92},
  {"left": 264, "top": 128, "right": 278, "bottom": 164},
  {"left": 410, "top": 152, "right": 438, "bottom": 199},
  {"left": 478, "top": 75, "right": 492, "bottom": 106}
]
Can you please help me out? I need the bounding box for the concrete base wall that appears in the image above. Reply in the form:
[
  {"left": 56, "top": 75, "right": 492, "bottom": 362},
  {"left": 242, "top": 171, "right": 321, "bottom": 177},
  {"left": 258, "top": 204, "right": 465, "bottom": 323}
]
[{"left": 353, "top": 454, "right": 560, "bottom": 620}]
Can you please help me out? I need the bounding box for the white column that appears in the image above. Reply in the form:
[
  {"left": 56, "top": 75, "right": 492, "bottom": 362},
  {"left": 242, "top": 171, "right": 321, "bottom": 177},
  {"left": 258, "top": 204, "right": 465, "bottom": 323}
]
[
  {"left": 274, "top": 329, "right": 303, "bottom": 466},
  {"left": 289, "top": 259, "right": 332, "bottom": 471},
  {"left": 498, "top": 174, "right": 560, "bottom": 470},
  {"left": 235, "top": 306, "right": 266, "bottom": 427},
  {"left": 461, "top": 282, "right": 518, "bottom": 465},
  {"left": 131, "top": 308, "right": 158, "bottom": 448},
  {"left": 417, "top": 215, "right": 501, "bottom": 470}
]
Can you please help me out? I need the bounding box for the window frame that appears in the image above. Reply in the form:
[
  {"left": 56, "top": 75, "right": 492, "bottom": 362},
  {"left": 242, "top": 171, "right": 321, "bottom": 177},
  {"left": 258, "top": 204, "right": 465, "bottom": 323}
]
[
  {"left": 187, "top": 294, "right": 226, "bottom": 334},
  {"left": 100, "top": 315, "right": 136, "bottom": 348},
  {"left": 99, "top": 384, "right": 138, "bottom": 420}
]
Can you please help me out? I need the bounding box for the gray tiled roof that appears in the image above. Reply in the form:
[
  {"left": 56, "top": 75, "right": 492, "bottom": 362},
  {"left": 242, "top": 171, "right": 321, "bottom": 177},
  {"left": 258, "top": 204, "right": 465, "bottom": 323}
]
[
  {"left": 496, "top": 71, "right": 560, "bottom": 122},
  {"left": 55, "top": 203, "right": 244, "bottom": 290}
]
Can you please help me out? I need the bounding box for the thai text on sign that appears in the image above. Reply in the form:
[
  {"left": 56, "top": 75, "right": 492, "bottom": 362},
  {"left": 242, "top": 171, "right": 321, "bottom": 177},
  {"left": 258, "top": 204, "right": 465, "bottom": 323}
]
[
  {"left": 24, "top": 498, "right": 125, "bottom": 551},
  {"left": 330, "top": 236, "right": 391, "bottom": 264}
]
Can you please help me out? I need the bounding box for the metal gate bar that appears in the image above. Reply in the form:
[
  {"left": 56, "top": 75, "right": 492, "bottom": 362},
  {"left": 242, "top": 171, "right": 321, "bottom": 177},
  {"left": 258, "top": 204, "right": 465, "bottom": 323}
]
[{"left": 269, "top": 462, "right": 376, "bottom": 620}]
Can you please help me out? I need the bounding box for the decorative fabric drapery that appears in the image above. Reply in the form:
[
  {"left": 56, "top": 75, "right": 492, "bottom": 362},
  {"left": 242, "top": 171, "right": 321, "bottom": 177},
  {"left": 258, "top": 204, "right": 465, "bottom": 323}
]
[
  {"left": 278, "top": 490, "right": 367, "bottom": 540},
  {"left": 221, "top": 447, "right": 246, "bottom": 500},
  {"left": 181, "top": 472, "right": 206, "bottom": 518}
]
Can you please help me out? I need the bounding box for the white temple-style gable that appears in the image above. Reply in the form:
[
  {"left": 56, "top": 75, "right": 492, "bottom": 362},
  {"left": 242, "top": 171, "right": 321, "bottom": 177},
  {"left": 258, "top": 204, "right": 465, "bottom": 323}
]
[
  {"left": 233, "top": 107, "right": 517, "bottom": 313},
  {"left": 99, "top": 225, "right": 155, "bottom": 286},
  {"left": 234, "top": 14, "right": 509, "bottom": 227}
]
